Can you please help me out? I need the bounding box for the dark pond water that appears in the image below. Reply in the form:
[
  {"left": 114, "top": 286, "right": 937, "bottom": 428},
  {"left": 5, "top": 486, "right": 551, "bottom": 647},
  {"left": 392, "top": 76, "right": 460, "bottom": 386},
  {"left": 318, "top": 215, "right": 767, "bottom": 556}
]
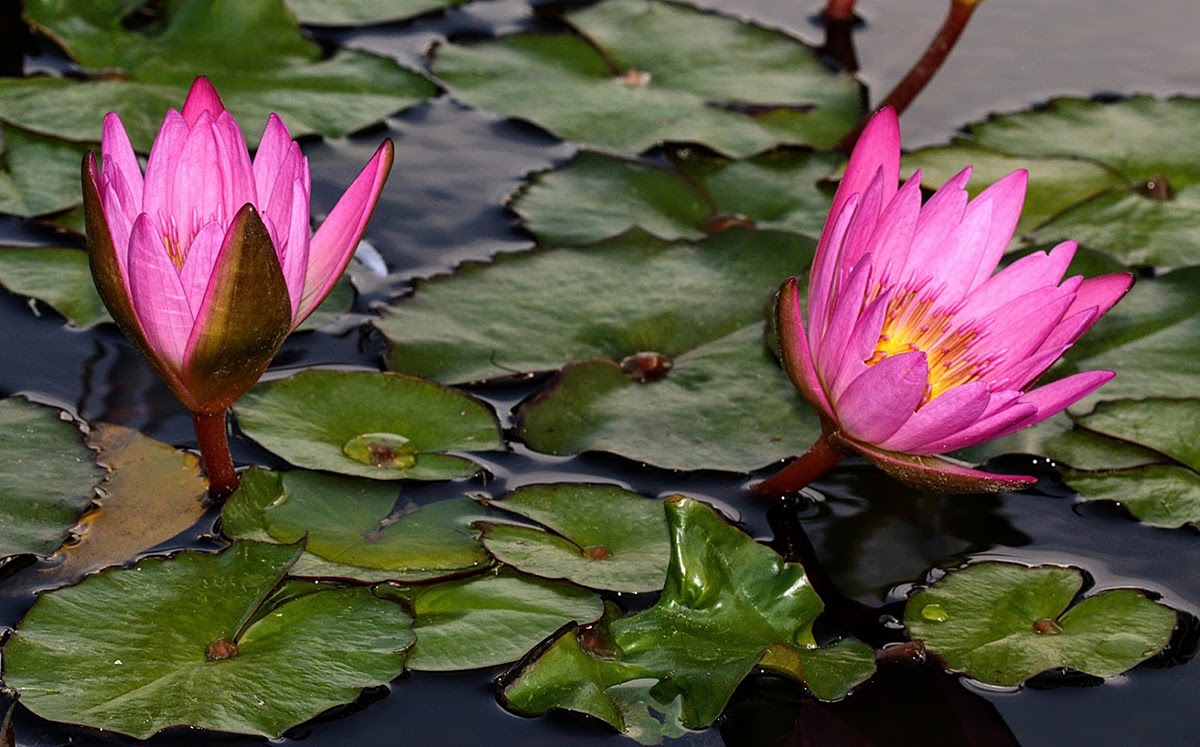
[{"left": 0, "top": 1, "right": 1197, "bottom": 745}]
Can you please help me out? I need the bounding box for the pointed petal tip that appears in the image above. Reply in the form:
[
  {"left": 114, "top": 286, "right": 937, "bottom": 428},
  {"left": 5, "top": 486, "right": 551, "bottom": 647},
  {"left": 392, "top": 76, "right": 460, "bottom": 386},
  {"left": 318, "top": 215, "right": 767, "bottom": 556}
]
[{"left": 182, "top": 76, "right": 226, "bottom": 126}]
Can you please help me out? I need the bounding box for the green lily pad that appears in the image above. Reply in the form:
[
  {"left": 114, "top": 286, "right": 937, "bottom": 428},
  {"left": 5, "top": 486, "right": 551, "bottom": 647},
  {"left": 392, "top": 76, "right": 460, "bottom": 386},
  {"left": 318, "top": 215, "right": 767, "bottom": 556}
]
[
  {"left": 514, "top": 325, "right": 822, "bottom": 472},
  {"left": 432, "top": 0, "right": 862, "bottom": 156},
  {"left": 7, "top": 0, "right": 433, "bottom": 149},
  {"left": 0, "top": 125, "right": 91, "bottom": 218},
  {"left": 501, "top": 497, "right": 875, "bottom": 742},
  {"left": 1070, "top": 465, "right": 1200, "bottom": 529},
  {"left": 0, "top": 397, "right": 102, "bottom": 559},
  {"left": 223, "top": 467, "right": 492, "bottom": 582},
  {"left": 380, "top": 571, "right": 604, "bottom": 671},
  {"left": 1073, "top": 399, "right": 1199, "bottom": 471},
  {"left": 511, "top": 148, "right": 839, "bottom": 245},
  {"left": 904, "top": 96, "right": 1200, "bottom": 268},
  {"left": 234, "top": 370, "right": 503, "bottom": 481},
  {"left": 0, "top": 247, "right": 108, "bottom": 328},
  {"left": 4, "top": 541, "right": 414, "bottom": 739},
  {"left": 904, "top": 562, "right": 1176, "bottom": 687},
  {"left": 477, "top": 483, "right": 670, "bottom": 592},
  {"left": 379, "top": 227, "right": 815, "bottom": 384},
  {"left": 285, "top": 0, "right": 465, "bottom": 25}
]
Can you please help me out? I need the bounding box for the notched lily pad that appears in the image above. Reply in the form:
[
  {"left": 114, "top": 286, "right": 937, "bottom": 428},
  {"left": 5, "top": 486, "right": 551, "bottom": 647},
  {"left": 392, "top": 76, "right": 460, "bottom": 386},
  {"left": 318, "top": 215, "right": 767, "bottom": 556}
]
[
  {"left": 511, "top": 148, "right": 839, "bottom": 245},
  {"left": 477, "top": 483, "right": 670, "bottom": 592},
  {"left": 904, "top": 562, "right": 1176, "bottom": 687},
  {"left": 0, "top": 397, "right": 102, "bottom": 560},
  {"left": 222, "top": 467, "right": 492, "bottom": 582},
  {"left": 4, "top": 541, "right": 414, "bottom": 739},
  {"left": 432, "top": 0, "right": 862, "bottom": 156},
  {"left": 0, "top": 247, "right": 109, "bottom": 328},
  {"left": 500, "top": 497, "right": 874, "bottom": 743},
  {"left": 904, "top": 96, "right": 1200, "bottom": 268},
  {"left": 235, "top": 370, "right": 503, "bottom": 481},
  {"left": 379, "top": 571, "right": 604, "bottom": 671}
]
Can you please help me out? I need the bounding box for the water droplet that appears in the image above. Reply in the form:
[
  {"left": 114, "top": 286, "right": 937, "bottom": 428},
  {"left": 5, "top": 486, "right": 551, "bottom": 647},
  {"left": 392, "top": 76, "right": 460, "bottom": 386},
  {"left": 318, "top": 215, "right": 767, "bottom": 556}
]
[
  {"left": 342, "top": 433, "right": 418, "bottom": 470},
  {"left": 921, "top": 603, "right": 949, "bottom": 622}
]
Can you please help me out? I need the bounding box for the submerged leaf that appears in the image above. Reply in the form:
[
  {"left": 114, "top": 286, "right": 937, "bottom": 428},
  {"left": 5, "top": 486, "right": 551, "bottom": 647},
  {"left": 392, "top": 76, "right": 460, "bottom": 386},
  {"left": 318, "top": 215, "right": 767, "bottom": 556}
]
[
  {"left": 5, "top": 541, "right": 414, "bottom": 739},
  {"left": 905, "top": 562, "right": 1176, "bottom": 687}
]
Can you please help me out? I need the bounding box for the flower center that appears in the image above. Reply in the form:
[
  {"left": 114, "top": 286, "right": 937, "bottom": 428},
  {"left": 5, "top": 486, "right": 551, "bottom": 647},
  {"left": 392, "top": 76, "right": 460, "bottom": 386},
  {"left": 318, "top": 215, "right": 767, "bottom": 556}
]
[{"left": 865, "top": 286, "right": 991, "bottom": 403}]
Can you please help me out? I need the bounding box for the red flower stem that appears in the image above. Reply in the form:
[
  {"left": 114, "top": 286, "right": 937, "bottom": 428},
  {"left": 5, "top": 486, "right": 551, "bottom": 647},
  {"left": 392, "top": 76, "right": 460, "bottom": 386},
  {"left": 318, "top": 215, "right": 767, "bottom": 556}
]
[
  {"left": 838, "top": 0, "right": 982, "bottom": 151},
  {"left": 193, "top": 409, "right": 239, "bottom": 501},
  {"left": 821, "top": 0, "right": 857, "bottom": 22},
  {"left": 753, "top": 432, "right": 845, "bottom": 498}
]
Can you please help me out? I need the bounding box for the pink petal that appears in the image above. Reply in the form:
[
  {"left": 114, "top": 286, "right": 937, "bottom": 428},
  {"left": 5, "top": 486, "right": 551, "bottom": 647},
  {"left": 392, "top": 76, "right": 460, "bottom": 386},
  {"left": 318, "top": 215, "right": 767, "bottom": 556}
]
[
  {"left": 827, "top": 288, "right": 891, "bottom": 400},
  {"left": 986, "top": 370, "right": 1116, "bottom": 439},
  {"left": 281, "top": 180, "right": 311, "bottom": 315},
  {"left": 212, "top": 110, "right": 256, "bottom": 219},
  {"left": 866, "top": 172, "right": 923, "bottom": 289},
  {"left": 775, "top": 278, "right": 834, "bottom": 420},
  {"left": 879, "top": 380, "right": 991, "bottom": 453},
  {"left": 170, "top": 111, "right": 225, "bottom": 256},
  {"left": 127, "top": 214, "right": 193, "bottom": 370},
  {"left": 1063, "top": 272, "right": 1134, "bottom": 321},
  {"left": 836, "top": 168, "right": 886, "bottom": 279},
  {"left": 967, "top": 169, "right": 1028, "bottom": 290},
  {"left": 848, "top": 439, "right": 1037, "bottom": 492},
  {"left": 989, "top": 344, "right": 1071, "bottom": 392},
  {"left": 931, "top": 195, "right": 994, "bottom": 303},
  {"left": 101, "top": 113, "right": 144, "bottom": 203},
  {"left": 815, "top": 253, "right": 873, "bottom": 377},
  {"left": 142, "top": 109, "right": 189, "bottom": 224},
  {"left": 896, "top": 167, "right": 971, "bottom": 286},
  {"left": 912, "top": 400, "right": 1038, "bottom": 453},
  {"left": 821, "top": 107, "right": 900, "bottom": 257},
  {"left": 100, "top": 181, "right": 136, "bottom": 276},
  {"left": 835, "top": 350, "right": 928, "bottom": 444},
  {"left": 181, "top": 77, "right": 226, "bottom": 126},
  {"left": 296, "top": 139, "right": 394, "bottom": 322},
  {"left": 955, "top": 241, "right": 1077, "bottom": 322},
  {"left": 253, "top": 114, "right": 295, "bottom": 212},
  {"left": 807, "top": 192, "right": 860, "bottom": 343},
  {"left": 178, "top": 221, "right": 227, "bottom": 315}
]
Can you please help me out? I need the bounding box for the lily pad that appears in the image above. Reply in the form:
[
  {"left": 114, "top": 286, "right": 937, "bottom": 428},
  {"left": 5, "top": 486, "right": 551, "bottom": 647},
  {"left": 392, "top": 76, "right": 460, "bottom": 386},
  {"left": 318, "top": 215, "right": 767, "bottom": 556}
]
[
  {"left": 286, "top": 0, "right": 465, "bottom": 26},
  {"left": 1072, "top": 399, "right": 1199, "bottom": 471},
  {"left": 0, "top": 125, "right": 91, "bottom": 217},
  {"left": 501, "top": 497, "right": 875, "bottom": 742},
  {"left": 234, "top": 370, "right": 503, "bottom": 481},
  {"left": 0, "top": 397, "right": 102, "bottom": 559},
  {"left": 4, "top": 541, "right": 414, "bottom": 739},
  {"left": 0, "top": 247, "right": 108, "bottom": 328},
  {"left": 1069, "top": 465, "right": 1200, "bottom": 529},
  {"left": 222, "top": 467, "right": 492, "bottom": 582},
  {"left": 380, "top": 571, "right": 604, "bottom": 671},
  {"left": 477, "top": 483, "right": 670, "bottom": 592},
  {"left": 511, "top": 148, "right": 839, "bottom": 245},
  {"left": 514, "top": 325, "right": 822, "bottom": 472},
  {"left": 904, "top": 96, "right": 1200, "bottom": 268},
  {"left": 7, "top": 0, "right": 433, "bottom": 149},
  {"left": 432, "top": 0, "right": 862, "bottom": 156},
  {"left": 904, "top": 562, "right": 1176, "bottom": 687},
  {"left": 379, "top": 227, "right": 816, "bottom": 384}
]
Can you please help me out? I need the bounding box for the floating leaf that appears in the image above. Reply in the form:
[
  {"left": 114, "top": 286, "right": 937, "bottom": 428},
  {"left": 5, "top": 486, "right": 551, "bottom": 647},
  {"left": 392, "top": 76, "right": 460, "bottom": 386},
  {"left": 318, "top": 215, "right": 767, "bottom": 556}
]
[
  {"left": 7, "top": 0, "right": 434, "bottom": 149},
  {"left": 0, "top": 398, "right": 101, "bottom": 560},
  {"left": 501, "top": 497, "right": 874, "bottom": 742},
  {"left": 1070, "top": 465, "right": 1200, "bottom": 529},
  {"left": 478, "top": 483, "right": 670, "bottom": 592},
  {"left": 0, "top": 125, "right": 91, "bottom": 217},
  {"left": 511, "top": 148, "right": 838, "bottom": 245},
  {"left": 432, "top": 0, "right": 862, "bottom": 156},
  {"left": 514, "top": 325, "right": 821, "bottom": 472},
  {"left": 904, "top": 562, "right": 1176, "bottom": 687},
  {"left": 904, "top": 96, "right": 1200, "bottom": 268},
  {"left": 29, "top": 423, "right": 209, "bottom": 588},
  {"left": 223, "top": 467, "right": 491, "bottom": 582},
  {"left": 1073, "top": 398, "right": 1200, "bottom": 471},
  {"left": 294, "top": 275, "right": 355, "bottom": 332},
  {"left": 235, "top": 370, "right": 503, "bottom": 481},
  {"left": 380, "top": 571, "right": 603, "bottom": 671},
  {"left": 380, "top": 227, "right": 815, "bottom": 384},
  {"left": 285, "top": 0, "right": 465, "bottom": 26},
  {"left": 0, "top": 247, "right": 108, "bottom": 328},
  {"left": 5, "top": 541, "right": 414, "bottom": 739}
]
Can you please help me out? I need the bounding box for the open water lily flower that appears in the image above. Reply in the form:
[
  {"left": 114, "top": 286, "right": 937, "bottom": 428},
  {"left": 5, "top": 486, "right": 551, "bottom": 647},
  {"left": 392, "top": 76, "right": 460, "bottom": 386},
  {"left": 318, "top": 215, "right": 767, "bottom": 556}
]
[
  {"left": 82, "top": 76, "right": 393, "bottom": 498},
  {"left": 759, "top": 106, "right": 1132, "bottom": 495}
]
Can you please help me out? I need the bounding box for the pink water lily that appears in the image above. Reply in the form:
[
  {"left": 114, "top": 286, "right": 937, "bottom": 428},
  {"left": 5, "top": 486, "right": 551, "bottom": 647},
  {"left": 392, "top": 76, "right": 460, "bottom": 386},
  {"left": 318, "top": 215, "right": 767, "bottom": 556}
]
[
  {"left": 757, "top": 107, "right": 1132, "bottom": 495},
  {"left": 83, "top": 76, "right": 393, "bottom": 497}
]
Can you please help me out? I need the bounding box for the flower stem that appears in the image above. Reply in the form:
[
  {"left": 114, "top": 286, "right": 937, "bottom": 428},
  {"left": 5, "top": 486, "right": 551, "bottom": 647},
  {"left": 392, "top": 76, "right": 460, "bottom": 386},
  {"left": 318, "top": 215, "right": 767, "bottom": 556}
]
[
  {"left": 192, "top": 409, "right": 238, "bottom": 502},
  {"left": 838, "top": 0, "right": 982, "bottom": 151},
  {"left": 820, "top": 0, "right": 857, "bottom": 22},
  {"left": 753, "top": 432, "right": 845, "bottom": 498}
]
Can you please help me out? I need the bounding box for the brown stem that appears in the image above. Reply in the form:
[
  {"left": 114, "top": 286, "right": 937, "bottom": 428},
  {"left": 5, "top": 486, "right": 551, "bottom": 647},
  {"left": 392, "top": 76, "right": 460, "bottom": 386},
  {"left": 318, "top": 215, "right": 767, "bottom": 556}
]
[
  {"left": 192, "top": 409, "right": 238, "bottom": 502},
  {"left": 821, "top": 0, "right": 857, "bottom": 22},
  {"left": 837, "top": 0, "right": 982, "bottom": 152},
  {"left": 753, "top": 432, "right": 846, "bottom": 498}
]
